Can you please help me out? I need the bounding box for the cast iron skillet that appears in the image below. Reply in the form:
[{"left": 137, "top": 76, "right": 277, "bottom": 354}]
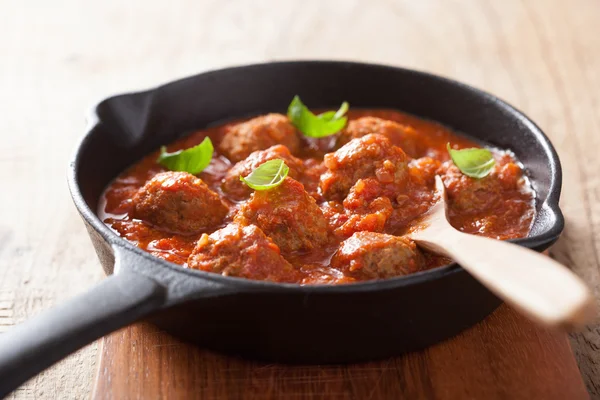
[{"left": 0, "top": 61, "right": 564, "bottom": 397}]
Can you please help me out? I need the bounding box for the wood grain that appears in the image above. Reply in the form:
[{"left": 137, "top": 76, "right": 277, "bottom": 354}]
[
  {"left": 93, "top": 305, "right": 588, "bottom": 400},
  {"left": 1, "top": 0, "right": 599, "bottom": 398}
]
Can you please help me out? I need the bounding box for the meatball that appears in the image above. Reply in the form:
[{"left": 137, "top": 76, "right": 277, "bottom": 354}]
[
  {"left": 222, "top": 145, "right": 304, "bottom": 200},
  {"left": 408, "top": 157, "right": 442, "bottom": 187},
  {"left": 132, "top": 171, "right": 228, "bottom": 234},
  {"left": 188, "top": 223, "right": 299, "bottom": 282},
  {"left": 320, "top": 134, "right": 409, "bottom": 200},
  {"left": 439, "top": 159, "right": 522, "bottom": 214},
  {"left": 338, "top": 117, "right": 423, "bottom": 157},
  {"left": 332, "top": 179, "right": 394, "bottom": 238},
  {"left": 219, "top": 114, "right": 301, "bottom": 162},
  {"left": 387, "top": 186, "right": 436, "bottom": 230},
  {"left": 235, "top": 177, "right": 330, "bottom": 253},
  {"left": 344, "top": 178, "right": 392, "bottom": 210},
  {"left": 330, "top": 232, "right": 422, "bottom": 280}
]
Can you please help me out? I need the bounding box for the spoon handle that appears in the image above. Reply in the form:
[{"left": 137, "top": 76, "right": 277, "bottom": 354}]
[{"left": 413, "top": 230, "right": 596, "bottom": 329}]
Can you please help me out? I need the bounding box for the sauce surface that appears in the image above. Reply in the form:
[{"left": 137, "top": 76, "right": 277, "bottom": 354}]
[{"left": 100, "top": 109, "right": 535, "bottom": 284}]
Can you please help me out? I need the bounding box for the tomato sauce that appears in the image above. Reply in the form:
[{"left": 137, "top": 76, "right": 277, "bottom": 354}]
[{"left": 99, "top": 110, "right": 535, "bottom": 284}]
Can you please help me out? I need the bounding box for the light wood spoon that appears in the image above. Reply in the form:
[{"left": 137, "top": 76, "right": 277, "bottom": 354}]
[{"left": 408, "top": 176, "right": 596, "bottom": 330}]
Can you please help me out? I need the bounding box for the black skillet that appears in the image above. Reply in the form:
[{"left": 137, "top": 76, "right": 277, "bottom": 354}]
[{"left": 0, "top": 61, "right": 564, "bottom": 397}]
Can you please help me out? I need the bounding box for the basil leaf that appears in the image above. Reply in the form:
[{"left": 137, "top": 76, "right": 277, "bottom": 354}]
[
  {"left": 157, "top": 137, "right": 213, "bottom": 174},
  {"left": 240, "top": 159, "right": 290, "bottom": 190},
  {"left": 447, "top": 143, "right": 496, "bottom": 179},
  {"left": 287, "top": 95, "right": 349, "bottom": 138}
]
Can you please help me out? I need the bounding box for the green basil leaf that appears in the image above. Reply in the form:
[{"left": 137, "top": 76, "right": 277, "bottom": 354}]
[
  {"left": 157, "top": 137, "right": 213, "bottom": 174},
  {"left": 240, "top": 159, "right": 290, "bottom": 190},
  {"left": 447, "top": 143, "right": 496, "bottom": 179},
  {"left": 317, "top": 111, "right": 337, "bottom": 120},
  {"left": 287, "top": 95, "right": 349, "bottom": 138},
  {"left": 332, "top": 100, "right": 349, "bottom": 120}
]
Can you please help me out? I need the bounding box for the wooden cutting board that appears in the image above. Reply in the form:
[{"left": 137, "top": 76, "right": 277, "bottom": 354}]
[{"left": 92, "top": 304, "right": 588, "bottom": 399}]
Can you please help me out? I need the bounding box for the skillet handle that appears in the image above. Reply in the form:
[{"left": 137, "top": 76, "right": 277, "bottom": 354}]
[{"left": 0, "top": 269, "right": 166, "bottom": 398}]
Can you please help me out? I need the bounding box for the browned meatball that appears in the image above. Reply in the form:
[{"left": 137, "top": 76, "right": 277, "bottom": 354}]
[
  {"left": 188, "top": 223, "right": 299, "bottom": 282},
  {"left": 330, "top": 232, "right": 422, "bottom": 280},
  {"left": 409, "top": 157, "right": 442, "bottom": 187},
  {"left": 219, "top": 114, "right": 301, "bottom": 162},
  {"left": 320, "top": 134, "right": 409, "bottom": 200},
  {"left": 132, "top": 171, "right": 228, "bottom": 234},
  {"left": 222, "top": 145, "right": 304, "bottom": 200},
  {"left": 320, "top": 179, "right": 394, "bottom": 238},
  {"left": 338, "top": 117, "right": 423, "bottom": 157},
  {"left": 333, "top": 179, "right": 394, "bottom": 238},
  {"left": 235, "top": 177, "right": 330, "bottom": 253},
  {"left": 439, "top": 159, "right": 522, "bottom": 214}
]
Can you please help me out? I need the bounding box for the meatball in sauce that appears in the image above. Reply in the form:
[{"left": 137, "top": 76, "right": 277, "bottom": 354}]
[
  {"left": 188, "top": 223, "right": 299, "bottom": 283},
  {"left": 100, "top": 109, "right": 535, "bottom": 284},
  {"left": 132, "top": 171, "right": 227, "bottom": 235},
  {"left": 219, "top": 113, "right": 301, "bottom": 162}
]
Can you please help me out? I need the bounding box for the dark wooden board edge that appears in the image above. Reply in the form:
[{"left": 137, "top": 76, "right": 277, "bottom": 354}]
[{"left": 92, "top": 304, "right": 588, "bottom": 400}]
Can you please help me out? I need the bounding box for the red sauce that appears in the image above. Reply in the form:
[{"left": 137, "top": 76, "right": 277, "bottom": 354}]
[{"left": 99, "top": 109, "right": 535, "bottom": 284}]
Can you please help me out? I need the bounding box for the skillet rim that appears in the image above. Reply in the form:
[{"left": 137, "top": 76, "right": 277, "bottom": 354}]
[{"left": 67, "top": 60, "right": 564, "bottom": 294}]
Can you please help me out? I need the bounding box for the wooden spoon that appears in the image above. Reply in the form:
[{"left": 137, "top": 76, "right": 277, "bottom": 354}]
[{"left": 408, "top": 176, "right": 596, "bottom": 330}]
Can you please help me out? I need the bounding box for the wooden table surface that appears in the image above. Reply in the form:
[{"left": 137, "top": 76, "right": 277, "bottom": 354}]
[{"left": 1, "top": 0, "right": 599, "bottom": 398}]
